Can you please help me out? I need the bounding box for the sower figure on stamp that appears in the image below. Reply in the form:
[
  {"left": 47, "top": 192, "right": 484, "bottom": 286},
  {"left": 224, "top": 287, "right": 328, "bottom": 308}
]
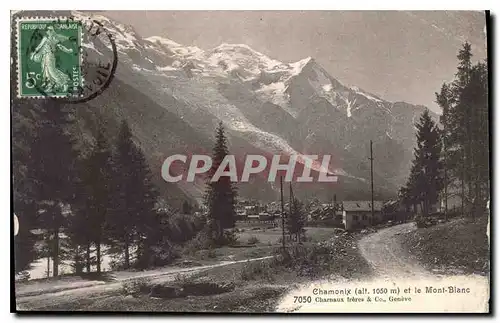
[{"left": 30, "top": 26, "right": 73, "bottom": 93}]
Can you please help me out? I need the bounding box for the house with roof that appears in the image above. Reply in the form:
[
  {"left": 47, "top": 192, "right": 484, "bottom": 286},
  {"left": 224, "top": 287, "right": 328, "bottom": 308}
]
[{"left": 341, "top": 200, "right": 384, "bottom": 230}]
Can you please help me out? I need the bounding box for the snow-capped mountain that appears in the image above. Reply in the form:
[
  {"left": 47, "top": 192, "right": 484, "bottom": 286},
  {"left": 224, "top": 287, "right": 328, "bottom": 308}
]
[{"left": 28, "top": 11, "right": 437, "bottom": 202}]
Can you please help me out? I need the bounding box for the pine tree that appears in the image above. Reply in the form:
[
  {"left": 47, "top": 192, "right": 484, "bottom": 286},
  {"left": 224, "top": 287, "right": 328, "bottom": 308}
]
[
  {"left": 129, "top": 142, "right": 160, "bottom": 269},
  {"left": 287, "top": 198, "right": 306, "bottom": 243},
  {"left": 66, "top": 199, "right": 93, "bottom": 273},
  {"left": 12, "top": 102, "right": 42, "bottom": 273},
  {"left": 404, "top": 109, "right": 443, "bottom": 216},
  {"left": 13, "top": 203, "right": 39, "bottom": 273},
  {"left": 464, "top": 62, "right": 489, "bottom": 217},
  {"left": 436, "top": 42, "right": 489, "bottom": 218},
  {"left": 436, "top": 82, "right": 453, "bottom": 220},
  {"left": 204, "top": 122, "right": 237, "bottom": 243},
  {"left": 66, "top": 156, "right": 93, "bottom": 274},
  {"left": 28, "top": 102, "right": 79, "bottom": 277},
  {"left": 182, "top": 200, "right": 192, "bottom": 215},
  {"left": 78, "top": 127, "right": 114, "bottom": 273},
  {"left": 107, "top": 120, "right": 159, "bottom": 269},
  {"left": 107, "top": 121, "right": 135, "bottom": 268}
]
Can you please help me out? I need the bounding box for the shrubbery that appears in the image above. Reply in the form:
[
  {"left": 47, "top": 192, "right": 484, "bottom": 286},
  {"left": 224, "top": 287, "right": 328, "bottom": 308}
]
[
  {"left": 182, "top": 228, "right": 239, "bottom": 257},
  {"left": 240, "top": 243, "right": 335, "bottom": 281},
  {"left": 247, "top": 236, "right": 259, "bottom": 245},
  {"left": 164, "top": 213, "right": 206, "bottom": 244},
  {"left": 121, "top": 277, "right": 152, "bottom": 296},
  {"left": 241, "top": 260, "right": 275, "bottom": 281},
  {"left": 415, "top": 215, "right": 438, "bottom": 228},
  {"left": 112, "top": 213, "right": 206, "bottom": 269}
]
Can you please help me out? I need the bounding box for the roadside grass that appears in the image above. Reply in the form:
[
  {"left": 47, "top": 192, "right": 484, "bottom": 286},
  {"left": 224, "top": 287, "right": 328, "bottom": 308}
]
[
  {"left": 239, "top": 233, "right": 373, "bottom": 283},
  {"left": 17, "top": 226, "right": 369, "bottom": 312},
  {"left": 20, "top": 262, "right": 287, "bottom": 312},
  {"left": 107, "top": 232, "right": 371, "bottom": 312},
  {"left": 400, "top": 216, "right": 489, "bottom": 275},
  {"left": 237, "top": 226, "right": 339, "bottom": 244},
  {"left": 84, "top": 284, "right": 285, "bottom": 312},
  {"left": 178, "top": 226, "right": 342, "bottom": 263}
]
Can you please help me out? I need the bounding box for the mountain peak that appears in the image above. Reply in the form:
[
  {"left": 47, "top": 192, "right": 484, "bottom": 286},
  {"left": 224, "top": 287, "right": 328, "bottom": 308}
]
[
  {"left": 288, "top": 56, "right": 316, "bottom": 75},
  {"left": 146, "top": 36, "right": 182, "bottom": 48},
  {"left": 209, "top": 43, "right": 282, "bottom": 71}
]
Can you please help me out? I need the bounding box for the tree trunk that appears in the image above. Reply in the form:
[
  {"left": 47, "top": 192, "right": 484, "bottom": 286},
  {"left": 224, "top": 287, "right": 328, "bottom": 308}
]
[
  {"left": 52, "top": 227, "right": 59, "bottom": 277},
  {"left": 124, "top": 237, "right": 130, "bottom": 269},
  {"left": 86, "top": 242, "right": 91, "bottom": 273},
  {"left": 46, "top": 255, "right": 50, "bottom": 278},
  {"left": 74, "top": 246, "right": 83, "bottom": 275},
  {"left": 461, "top": 149, "right": 465, "bottom": 217},
  {"left": 216, "top": 220, "right": 223, "bottom": 243},
  {"left": 96, "top": 241, "right": 101, "bottom": 274},
  {"left": 444, "top": 134, "right": 448, "bottom": 222}
]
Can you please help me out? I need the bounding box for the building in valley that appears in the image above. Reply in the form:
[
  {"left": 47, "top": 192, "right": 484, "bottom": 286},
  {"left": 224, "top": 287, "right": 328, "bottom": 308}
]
[{"left": 341, "top": 200, "right": 384, "bottom": 230}]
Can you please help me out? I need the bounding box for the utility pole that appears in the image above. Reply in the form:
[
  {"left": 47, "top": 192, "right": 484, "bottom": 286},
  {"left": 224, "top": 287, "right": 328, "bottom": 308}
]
[
  {"left": 462, "top": 148, "right": 465, "bottom": 217},
  {"left": 280, "top": 176, "right": 286, "bottom": 251},
  {"left": 443, "top": 133, "right": 448, "bottom": 222},
  {"left": 289, "top": 182, "right": 294, "bottom": 242},
  {"left": 369, "top": 140, "right": 375, "bottom": 225},
  {"left": 46, "top": 254, "right": 50, "bottom": 279}
]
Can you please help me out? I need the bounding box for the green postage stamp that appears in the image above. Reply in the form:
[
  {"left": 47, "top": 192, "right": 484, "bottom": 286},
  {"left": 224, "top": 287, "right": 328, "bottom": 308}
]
[{"left": 16, "top": 18, "right": 83, "bottom": 98}]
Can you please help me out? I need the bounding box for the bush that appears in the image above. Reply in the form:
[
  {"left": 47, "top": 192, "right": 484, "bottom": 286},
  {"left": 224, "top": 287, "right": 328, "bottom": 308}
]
[
  {"left": 220, "top": 229, "right": 239, "bottom": 246},
  {"left": 15, "top": 271, "right": 30, "bottom": 282},
  {"left": 415, "top": 215, "right": 426, "bottom": 228},
  {"left": 197, "top": 248, "right": 217, "bottom": 259},
  {"left": 149, "top": 244, "right": 180, "bottom": 267},
  {"left": 247, "top": 236, "right": 259, "bottom": 245},
  {"left": 271, "top": 243, "right": 333, "bottom": 277},
  {"left": 173, "top": 273, "right": 189, "bottom": 285},
  {"left": 240, "top": 260, "right": 275, "bottom": 281},
  {"left": 183, "top": 226, "right": 240, "bottom": 254},
  {"left": 415, "top": 215, "right": 438, "bottom": 228},
  {"left": 121, "top": 277, "right": 152, "bottom": 296},
  {"left": 183, "top": 230, "right": 217, "bottom": 255},
  {"left": 161, "top": 213, "right": 207, "bottom": 244}
]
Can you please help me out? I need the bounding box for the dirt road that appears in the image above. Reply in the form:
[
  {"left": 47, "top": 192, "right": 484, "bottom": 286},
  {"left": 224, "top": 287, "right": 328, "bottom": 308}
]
[
  {"left": 358, "top": 222, "right": 430, "bottom": 279},
  {"left": 15, "top": 256, "right": 272, "bottom": 311},
  {"left": 277, "top": 222, "right": 489, "bottom": 313}
]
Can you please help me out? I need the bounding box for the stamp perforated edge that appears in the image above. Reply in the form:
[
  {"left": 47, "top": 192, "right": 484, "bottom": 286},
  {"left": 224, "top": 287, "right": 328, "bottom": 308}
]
[{"left": 13, "top": 15, "right": 84, "bottom": 99}]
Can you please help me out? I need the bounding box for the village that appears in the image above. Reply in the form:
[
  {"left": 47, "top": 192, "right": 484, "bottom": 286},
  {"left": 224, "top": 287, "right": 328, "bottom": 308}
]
[{"left": 228, "top": 187, "right": 465, "bottom": 232}]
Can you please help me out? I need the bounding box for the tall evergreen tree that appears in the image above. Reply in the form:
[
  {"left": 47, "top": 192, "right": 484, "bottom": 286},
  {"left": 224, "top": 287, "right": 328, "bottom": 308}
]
[
  {"left": 436, "top": 82, "right": 453, "bottom": 219},
  {"left": 27, "top": 102, "right": 78, "bottom": 277},
  {"left": 78, "top": 127, "right": 114, "bottom": 273},
  {"left": 129, "top": 142, "right": 160, "bottom": 269},
  {"left": 182, "top": 200, "right": 193, "bottom": 215},
  {"left": 66, "top": 196, "right": 93, "bottom": 273},
  {"left": 12, "top": 102, "right": 41, "bottom": 273},
  {"left": 404, "top": 110, "right": 443, "bottom": 216},
  {"left": 106, "top": 120, "right": 159, "bottom": 269},
  {"left": 436, "top": 42, "right": 489, "bottom": 217},
  {"left": 204, "top": 122, "right": 237, "bottom": 243},
  {"left": 287, "top": 198, "right": 306, "bottom": 243}
]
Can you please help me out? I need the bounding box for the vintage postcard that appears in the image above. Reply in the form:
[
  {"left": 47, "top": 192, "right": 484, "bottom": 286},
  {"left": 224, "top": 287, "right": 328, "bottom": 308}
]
[{"left": 11, "top": 10, "right": 490, "bottom": 313}]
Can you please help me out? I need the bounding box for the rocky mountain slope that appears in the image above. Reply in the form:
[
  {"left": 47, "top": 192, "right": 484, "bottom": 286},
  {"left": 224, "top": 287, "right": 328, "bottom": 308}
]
[{"left": 13, "top": 11, "right": 438, "bottom": 204}]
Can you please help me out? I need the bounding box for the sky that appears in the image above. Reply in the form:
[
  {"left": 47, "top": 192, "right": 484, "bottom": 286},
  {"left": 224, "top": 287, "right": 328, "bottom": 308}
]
[{"left": 103, "top": 11, "right": 487, "bottom": 113}]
